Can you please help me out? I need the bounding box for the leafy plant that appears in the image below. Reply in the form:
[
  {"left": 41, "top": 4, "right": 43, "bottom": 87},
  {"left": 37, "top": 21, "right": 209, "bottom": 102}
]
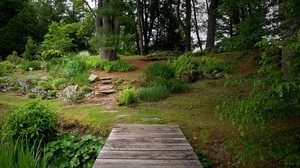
[
  {"left": 41, "top": 49, "right": 62, "bottom": 61},
  {"left": 0, "top": 61, "right": 15, "bottom": 75},
  {"left": 85, "top": 56, "right": 103, "bottom": 69},
  {"left": 38, "top": 80, "right": 52, "bottom": 90},
  {"left": 198, "top": 56, "right": 229, "bottom": 74},
  {"left": 51, "top": 77, "right": 68, "bottom": 90},
  {"left": 22, "top": 37, "right": 38, "bottom": 61},
  {"left": 153, "top": 78, "right": 188, "bottom": 93},
  {"left": 1, "top": 101, "right": 57, "bottom": 144},
  {"left": 195, "top": 150, "right": 213, "bottom": 168},
  {"left": 64, "top": 59, "right": 87, "bottom": 77},
  {"left": 0, "top": 139, "right": 48, "bottom": 168},
  {"left": 142, "top": 63, "right": 175, "bottom": 86},
  {"left": 138, "top": 86, "right": 169, "bottom": 102},
  {"left": 79, "top": 85, "right": 93, "bottom": 93},
  {"left": 6, "top": 51, "right": 22, "bottom": 64},
  {"left": 171, "top": 53, "right": 197, "bottom": 77},
  {"left": 21, "top": 60, "right": 41, "bottom": 71},
  {"left": 44, "top": 134, "right": 105, "bottom": 168},
  {"left": 118, "top": 87, "right": 138, "bottom": 105}
]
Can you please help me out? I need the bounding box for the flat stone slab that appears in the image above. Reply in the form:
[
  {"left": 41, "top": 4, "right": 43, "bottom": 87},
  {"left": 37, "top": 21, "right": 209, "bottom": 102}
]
[
  {"left": 100, "top": 85, "right": 114, "bottom": 91},
  {"left": 101, "top": 80, "right": 113, "bottom": 84},
  {"left": 100, "top": 89, "right": 116, "bottom": 94}
]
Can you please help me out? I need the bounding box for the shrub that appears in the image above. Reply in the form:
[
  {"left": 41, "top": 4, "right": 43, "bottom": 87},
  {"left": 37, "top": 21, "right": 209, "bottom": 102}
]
[
  {"left": 118, "top": 87, "right": 138, "bottom": 105},
  {"left": 171, "top": 54, "right": 196, "bottom": 77},
  {"left": 86, "top": 56, "right": 103, "bottom": 69},
  {"left": 64, "top": 59, "right": 87, "bottom": 77},
  {"left": 45, "top": 58, "right": 65, "bottom": 71},
  {"left": 79, "top": 85, "right": 93, "bottom": 93},
  {"left": 154, "top": 78, "right": 188, "bottom": 93},
  {"left": 198, "top": 56, "right": 228, "bottom": 73},
  {"left": 44, "top": 134, "right": 105, "bottom": 168},
  {"left": 38, "top": 80, "right": 52, "bottom": 90},
  {"left": 0, "top": 139, "right": 48, "bottom": 168},
  {"left": 48, "top": 90, "right": 58, "bottom": 97},
  {"left": 0, "top": 61, "right": 15, "bottom": 74},
  {"left": 21, "top": 60, "right": 41, "bottom": 71},
  {"left": 103, "top": 60, "right": 136, "bottom": 72},
  {"left": 41, "top": 50, "right": 62, "bottom": 61},
  {"left": 71, "top": 73, "right": 89, "bottom": 86},
  {"left": 51, "top": 78, "right": 68, "bottom": 90},
  {"left": 6, "top": 51, "right": 22, "bottom": 64},
  {"left": 138, "top": 86, "right": 169, "bottom": 102},
  {"left": 22, "top": 37, "right": 38, "bottom": 61},
  {"left": 142, "top": 63, "right": 175, "bottom": 86},
  {"left": 195, "top": 150, "right": 213, "bottom": 168},
  {"left": 1, "top": 101, "right": 57, "bottom": 144}
]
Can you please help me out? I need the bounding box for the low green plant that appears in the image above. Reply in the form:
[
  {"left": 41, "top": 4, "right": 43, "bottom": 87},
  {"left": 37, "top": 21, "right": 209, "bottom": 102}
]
[
  {"left": 6, "top": 51, "right": 22, "bottom": 64},
  {"left": 45, "top": 58, "right": 65, "bottom": 72},
  {"left": 86, "top": 56, "right": 103, "bottom": 69},
  {"left": 71, "top": 73, "right": 89, "bottom": 86},
  {"left": 0, "top": 61, "right": 15, "bottom": 75},
  {"left": 48, "top": 90, "right": 58, "bottom": 97},
  {"left": 171, "top": 54, "right": 197, "bottom": 77},
  {"left": 41, "top": 49, "right": 62, "bottom": 61},
  {"left": 51, "top": 78, "right": 68, "bottom": 90},
  {"left": 22, "top": 37, "right": 38, "bottom": 61},
  {"left": 0, "top": 139, "right": 48, "bottom": 168},
  {"left": 103, "top": 60, "right": 136, "bottom": 72},
  {"left": 64, "top": 59, "right": 87, "bottom": 77},
  {"left": 1, "top": 101, "right": 57, "bottom": 144},
  {"left": 21, "top": 60, "right": 41, "bottom": 71},
  {"left": 79, "top": 85, "right": 93, "bottom": 93},
  {"left": 154, "top": 78, "right": 188, "bottom": 93},
  {"left": 195, "top": 150, "right": 213, "bottom": 168},
  {"left": 142, "top": 63, "right": 175, "bottom": 86},
  {"left": 38, "top": 80, "right": 52, "bottom": 90},
  {"left": 44, "top": 134, "right": 105, "bottom": 168},
  {"left": 118, "top": 87, "right": 138, "bottom": 105},
  {"left": 198, "top": 56, "right": 229, "bottom": 73},
  {"left": 138, "top": 86, "right": 169, "bottom": 102}
]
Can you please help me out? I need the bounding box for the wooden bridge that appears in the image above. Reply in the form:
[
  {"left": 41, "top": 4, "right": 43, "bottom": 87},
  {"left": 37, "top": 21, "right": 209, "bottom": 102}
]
[{"left": 93, "top": 124, "right": 202, "bottom": 168}]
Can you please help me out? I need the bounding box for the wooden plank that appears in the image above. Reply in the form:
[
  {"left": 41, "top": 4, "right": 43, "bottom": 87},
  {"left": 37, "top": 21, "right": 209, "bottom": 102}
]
[
  {"left": 93, "top": 159, "right": 201, "bottom": 168},
  {"left": 102, "top": 144, "right": 193, "bottom": 151},
  {"left": 111, "top": 127, "right": 182, "bottom": 134},
  {"left": 108, "top": 133, "right": 186, "bottom": 139},
  {"left": 106, "top": 138, "right": 188, "bottom": 143},
  {"left": 98, "top": 150, "right": 198, "bottom": 160}
]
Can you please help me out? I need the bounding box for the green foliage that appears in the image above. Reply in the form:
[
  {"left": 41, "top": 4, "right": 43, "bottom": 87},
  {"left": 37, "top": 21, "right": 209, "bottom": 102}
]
[
  {"left": 118, "top": 87, "right": 138, "bottom": 105},
  {"left": 1, "top": 101, "right": 57, "bottom": 144},
  {"left": 38, "top": 80, "right": 52, "bottom": 90},
  {"left": 51, "top": 78, "right": 68, "bottom": 90},
  {"left": 6, "top": 51, "right": 22, "bottom": 64},
  {"left": 142, "top": 63, "right": 175, "bottom": 86},
  {"left": 45, "top": 57, "right": 65, "bottom": 72},
  {"left": 21, "top": 60, "right": 41, "bottom": 71},
  {"left": 64, "top": 59, "right": 87, "bottom": 77},
  {"left": 71, "top": 73, "right": 89, "bottom": 87},
  {"left": 138, "top": 86, "right": 169, "bottom": 102},
  {"left": 198, "top": 57, "right": 229, "bottom": 73},
  {"left": 44, "top": 134, "right": 105, "bottom": 168},
  {"left": 79, "top": 85, "right": 93, "bottom": 93},
  {"left": 85, "top": 56, "right": 103, "bottom": 69},
  {"left": 171, "top": 53, "right": 197, "bottom": 77},
  {"left": 153, "top": 78, "right": 188, "bottom": 93},
  {"left": 41, "top": 49, "right": 62, "bottom": 61},
  {"left": 0, "top": 61, "right": 15, "bottom": 75},
  {"left": 195, "top": 150, "right": 213, "bottom": 168},
  {"left": 22, "top": 37, "right": 38, "bottom": 61},
  {"left": 103, "top": 60, "right": 136, "bottom": 72},
  {"left": 0, "top": 139, "right": 48, "bottom": 168},
  {"left": 48, "top": 90, "right": 58, "bottom": 97},
  {"left": 216, "top": 33, "right": 300, "bottom": 166}
]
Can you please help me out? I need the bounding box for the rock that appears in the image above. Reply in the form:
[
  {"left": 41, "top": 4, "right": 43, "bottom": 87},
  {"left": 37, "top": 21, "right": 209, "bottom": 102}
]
[
  {"left": 30, "top": 87, "right": 48, "bottom": 98},
  {"left": 63, "top": 85, "right": 78, "bottom": 99},
  {"left": 88, "top": 75, "right": 99, "bottom": 82},
  {"left": 214, "top": 72, "right": 224, "bottom": 79},
  {"left": 18, "top": 79, "right": 34, "bottom": 93},
  {"left": 100, "top": 89, "right": 116, "bottom": 94},
  {"left": 116, "top": 115, "right": 129, "bottom": 119},
  {"left": 142, "top": 118, "right": 161, "bottom": 121},
  {"left": 100, "top": 77, "right": 113, "bottom": 80},
  {"left": 181, "top": 69, "right": 199, "bottom": 83},
  {"left": 100, "top": 85, "right": 114, "bottom": 91},
  {"left": 101, "top": 79, "right": 112, "bottom": 84},
  {"left": 212, "top": 70, "right": 218, "bottom": 75}
]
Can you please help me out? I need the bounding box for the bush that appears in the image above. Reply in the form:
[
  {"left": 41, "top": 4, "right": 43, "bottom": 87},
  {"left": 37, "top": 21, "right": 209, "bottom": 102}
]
[
  {"left": 195, "top": 150, "right": 213, "bottom": 168},
  {"left": 171, "top": 54, "right": 196, "bottom": 77},
  {"left": 45, "top": 58, "right": 65, "bottom": 72},
  {"left": 22, "top": 37, "right": 38, "bottom": 61},
  {"left": 21, "top": 60, "right": 41, "bottom": 71},
  {"left": 51, "top": 78, "right": 68, "bottom": 90},
  {"left": 142, "top": 63, "right": 175, "bottom": 86},
  {"left": 0, "top": 61, "right": 15, "bottom": 75},
  {"left": 1, "top": 101, "right": 57, "bottom": 144},
  {"left": 41, "top": 50, "right": 62, "bottom": 61},
  {"left": 44, "top": 134, "right": 105, "bottom": 168},
  {"left": 0, "top": 139, "right": 48, "bottom": 168},
  {"left": 118, "top": 87, "right": 138, "bottom": 105},
  {"left": 6, "top": 51, "right": 22, "bottom": 64},
  {"left": 79, "top": 85, "right": 93, "bottom": 93},
  {"left": 38, "top": 80, "right": 52, "bottom": 90},
  {"left": 64, "top": 59, "right": 87, "bottom": 77},
  {"left": 138, "top": 86, "right": 169, "bottom": 102},
  {"left": 86, "top": 56, "right": 103, "bottom": 69},
  {"left": 198, "top": 56, "right": 228, "bottom": 73},
  {"left": 154, "top": 78, "right": 188, "bottom": 93}
]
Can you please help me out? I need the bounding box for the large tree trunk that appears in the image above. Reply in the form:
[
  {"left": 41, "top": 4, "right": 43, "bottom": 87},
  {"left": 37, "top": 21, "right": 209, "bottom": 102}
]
[
  {"left": 136, "top": 0, "right": 144, "bottom": 55},
  {"left": 192, "top": 0, "right": 202, "bottom": 50},
  {"left": 205, "top": 0, "right": 219, "bottom": 50},
  {"left": 176, "top": 0, "right": 192, "bottom": 52}
]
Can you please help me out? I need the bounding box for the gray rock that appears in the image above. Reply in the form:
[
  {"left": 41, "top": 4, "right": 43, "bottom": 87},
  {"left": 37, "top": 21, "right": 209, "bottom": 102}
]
[
  {"left": 101, "top": 79, "right": 112, "bottom": 84},
  {"left": 30, "top": 87, "right": 48, "bottom": 98},
  {"left": 88, "top": 75, "right": 99, "bottom": 82},
  {"left": 100, "top": 85, "right": 114, "bottom": 91},
  {"left": 18, "top": 79, "right": 34, "bottom": 93},
  {"left": 214, "top": 72, "right": 224, "bottom": 79},
  {"left": 212, "top": 70, "right": 218, "bottom": 75},
  {"left": 142, "top": 118, "right": 161, "bottom": 121},
  {"left": 116, "top": 115, "right": 129, "bottom": 119},
  {"left": 100, "top": 89, "right": 116, "bottom": 94},
  {"left": 63, "top": 85, "right": 78, "bottom": 99}
]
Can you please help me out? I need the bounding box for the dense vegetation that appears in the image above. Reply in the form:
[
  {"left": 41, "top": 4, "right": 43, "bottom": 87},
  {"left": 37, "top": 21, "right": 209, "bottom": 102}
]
[{"left": 1, "top": 0, "right": 300, "bottom": 167}]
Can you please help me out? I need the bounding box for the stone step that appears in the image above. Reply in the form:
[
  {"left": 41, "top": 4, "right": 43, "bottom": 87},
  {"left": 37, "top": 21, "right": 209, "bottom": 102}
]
[
  {"left": 100, "top": 77, "right": 113, "bottom": 80},
  {"left": 100, "top": 85, "right": 114, "bottom": 91},
  {"left": 100, "top": 89, "right": 116, "bottom": 94},
  {"left": 101, "top": 79, "right": 113, "bottom": 84}
]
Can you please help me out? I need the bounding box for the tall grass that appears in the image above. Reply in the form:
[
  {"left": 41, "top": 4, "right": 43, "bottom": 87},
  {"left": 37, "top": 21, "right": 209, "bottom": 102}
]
[
  {"left": 0, "top": 139, "right": 48, "bottom": 168},
  {"left": 138, "top": 86, "right": 169, "bottom": 102},
  {"left": 118, "top": 87, "right": 138, "bottom": 105}
]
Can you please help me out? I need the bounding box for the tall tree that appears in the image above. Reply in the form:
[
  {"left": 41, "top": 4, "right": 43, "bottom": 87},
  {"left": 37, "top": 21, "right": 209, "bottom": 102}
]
[
  {"left": 176, "top": 0, "right": 192, "bottom": 51},
  {"left": 205, "top": 0, "right": 219, "bottom": 50}
]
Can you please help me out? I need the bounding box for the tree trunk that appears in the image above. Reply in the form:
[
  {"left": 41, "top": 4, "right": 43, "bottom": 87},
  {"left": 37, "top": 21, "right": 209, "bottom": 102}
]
[
  {"left": 205, "top": 0, "right": 219, "bottom": 50},
  {"left": 192, "top": 0, "right": 202, "bottom": 50},
  {"left": 136, "top": 0, "right": 144, "bottom": 55}
]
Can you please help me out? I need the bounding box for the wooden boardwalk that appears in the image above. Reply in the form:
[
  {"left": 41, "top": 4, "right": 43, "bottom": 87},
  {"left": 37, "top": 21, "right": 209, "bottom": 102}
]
[{"left": 93, "top": 124, "right": 202, "bottom": 168}]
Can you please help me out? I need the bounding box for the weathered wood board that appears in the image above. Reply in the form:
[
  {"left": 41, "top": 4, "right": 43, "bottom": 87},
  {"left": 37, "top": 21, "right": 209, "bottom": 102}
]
[{"left": 93, "top": 124, "right": 202, "bottom": 168}]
